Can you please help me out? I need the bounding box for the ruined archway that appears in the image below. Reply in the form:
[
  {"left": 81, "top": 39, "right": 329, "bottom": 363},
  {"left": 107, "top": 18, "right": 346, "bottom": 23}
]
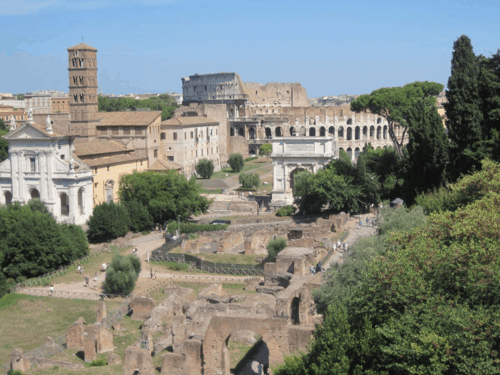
[
  {"left": 265, "top": 127, "right": 272, "bottom": 139},
  {"left": 319, "top": 126, "right": 326, "bottom": 137},
  {"left": 275, "top": 127, "right": 282, "bottom": 137},
  {"left": 238, "top": 127, "right": 245, "bottom": 137},
  {"left": 225, "top": 331, "right": 269, "bottom": 375},
  {"left": 338, "top": 126, "right": 344, "bottom": 138},
  {"left": 203, "top": 315, "right": 290, "bottom": 375},
  {"left": 289, "top": 126, "right": 296, "bottom": 136},
  {"left": 346, "top": 127, "right": 352, "bottom": 141},
  {"left": 249, "top": 127, "right": 256, "bottom": 140},
  {"left": 309, "top": 127, "right": 316, "bottom": 137},
  {"left": 289, "top": 167, "right": 307, "bottom": 193},
  {"left": 328, "top": 126, "right": 335, "bottom": 135}
]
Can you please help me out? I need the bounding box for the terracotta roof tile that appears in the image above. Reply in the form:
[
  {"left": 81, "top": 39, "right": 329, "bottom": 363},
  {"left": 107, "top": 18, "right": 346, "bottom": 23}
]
[
  {"left": 74, "top": 139, "right": 129, "bottom": 156},
  {"left": 67, "top": 43, "right": 97, "bottom": 51},
  {"left": 161, "top": 116, "right": 219, "bottom": 127},
  {"left": 98, "top": 111, "right": 162, "bottom": 126},
  {"left": 149, "top": 159, "right": 182, "bottom": 171},
  {"left": 83, "top": 152, "right": 147, "bottom": 168}
]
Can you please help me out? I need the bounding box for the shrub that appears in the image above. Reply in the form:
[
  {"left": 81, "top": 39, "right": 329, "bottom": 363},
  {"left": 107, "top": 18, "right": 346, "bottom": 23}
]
[
  {"left": 124, "top": 200, "right": 153, "bottom": 233},
  {"left": 228, "top": 153, "right": 244, "bottom": 172},
  {"left": 87, "top": 202, "right": 130, "bottom": 243},
  {"left": 157, "top": 261, "right": 189, "bottom": 271},
  {"left": 239, "top": 173, "right": 260, "bottom": 189},
  {"left": 195, "top": 159, "right": 215, "bottom": 179},
  {"left": 8, "top": 370, "right": 26, "bottom": 375},
  {"left": 244, "top": 156, "right": 258, "bottom": 162},
  {"left": 259, "top": 143, "right": 272, "bottom": 160},
  {"left": 103, "top": 254, "right": 139, "bottom": 295},
  {"left": 276, "top": 205, "right": 296, "bottom": 217},
  {"left": 166, "top": 222, "right": 228, "bottom": 234},
  {"left": 265, "top": 238, "right": 287, "bottom": 263},
  {"left": 90, "top": 358, "right": 106, "bottom": 367},
  {"left": 127, "top": 254, "right": 141, "bottom": 275}
]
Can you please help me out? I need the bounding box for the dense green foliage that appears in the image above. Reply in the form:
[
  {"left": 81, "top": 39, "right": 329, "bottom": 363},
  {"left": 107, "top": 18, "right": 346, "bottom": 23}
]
[
  {"left": 228, "top": 153, "right": 244, "bottom": 172},
  {"left": 123, "top": 200, "right": 153, "bottom": 233},
  {"left": 0, "top": 201, "right": 89, "bottom": 297},
  {"left": 166, "top": 222, "right": 228, "bottom": 234},
  {"left": 265, "top": 237, "right": 287, "bottom": 262},
  {"left": 276, "top": 205, "right": 296, "bottom": 217},
  {"left": 275, "top": 162, "right": 500, "bottom": 375},
  {"left": 445, "top": 35, "right": 484, "bottom": 181},
  {"left": 0, "top": 119, "right": 9, "bottom": 163},
  {"left": 90, "top": 358, "right": 106, "bottom": 367},
  {"left": 402, "top": 99, "right": 448, "bottom": 203},
  {"left": 244, "top": 156, "right": 258, "bottom": 162},
  {"left": 98, "top": 94, "right": 178, "bottom": 121},
  {"left": 86, "top": 202, "right": 130, "bottom": 243},
  {"left": 239, "top": 172, "right": 260, "bottom": 189},
  {"left": 259, "top": 143, "right": 272, "bottom": 160},
  {"left": 119, "top": 170, "right": 210, "bottom": 223},
  {"left": 351, "top": 81, "right": 444, "bottom": 158},
  {"left": 195, "top": 159, "right": 215, "bottom": 179},
  {"left": 103, "top": 254, "right": 140, "bottom": 295}
]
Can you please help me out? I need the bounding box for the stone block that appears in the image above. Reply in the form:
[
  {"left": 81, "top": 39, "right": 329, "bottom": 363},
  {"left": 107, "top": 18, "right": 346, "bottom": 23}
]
[
  {"left": 97, "top": 326, "right": 114, "bottom": 354},
  {"left": 10, "top": 349, "right": 30, "bottom": 373},
  {"left": 244, "top": 277, "right": 261, "bottom": 291},
  {"left": 123, "top": 346, "right": 155, "bottom": 375},
  {"left": 112, "top": 322, "right": 124, "bottom": 331},
  {"left": 161, "top": 353, "right": 186, "bottom": 375},
  {"left": 96, "top": 301, "right": 107, "bottom": 323},
  {"left": 256, "top": 285, "right": 285, "bottom": 297},
  {"left": 129, "top": 297, "right": 156, "bottom": 321},
  {"left": 83, "top": 325, "right": 98, "bottom": 362},
  {"left": 217, "top": 231, "right": 244, "bottom": 253},
  {"left": 35, "top": 358, "right": 84, "bottom": 370},
  {"left": 45, "top": 336, "right": 55, "bottom": 347},
  {"left": 66, "top": 317, "right": 85, "bottom": 349},
  {"left": 198, "top": 283, "right": 228, "bottom": 304}
]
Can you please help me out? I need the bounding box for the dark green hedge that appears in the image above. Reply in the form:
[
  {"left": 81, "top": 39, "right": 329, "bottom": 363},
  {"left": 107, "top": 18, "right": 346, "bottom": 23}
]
[{"left": 166, "top": 222, "right": 228, "bottom": 234}]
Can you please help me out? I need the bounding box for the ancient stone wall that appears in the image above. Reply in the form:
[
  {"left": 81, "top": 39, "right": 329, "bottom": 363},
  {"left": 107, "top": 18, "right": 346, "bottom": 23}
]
[
  {"left": 123, "top": 346, "right": 155, "bottom": 375},
  {"left": 228, "top": 134, "right": 249, "bottom": 158},
  {"left": 243, "top": 82, "right": 310, "bottom": 107},
  {"left": 129, "top": 297, "right": 156, "bottom": 321}
]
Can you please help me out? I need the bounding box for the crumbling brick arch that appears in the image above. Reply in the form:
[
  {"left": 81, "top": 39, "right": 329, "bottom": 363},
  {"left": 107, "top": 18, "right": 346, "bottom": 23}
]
[{"left": 203, "top": 315, "right": 290, "bottom": 375}]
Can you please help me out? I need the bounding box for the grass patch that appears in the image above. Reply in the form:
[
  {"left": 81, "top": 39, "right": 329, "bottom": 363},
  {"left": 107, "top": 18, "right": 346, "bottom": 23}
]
[
  {"left": 198, "top": 188, "right": 223, "bottom": 194},
  {"left": 153, "top": 261, "right": 190, "bottom": 272},
  {"left": 0, "top": 294, "right": 121, "bottom": 365},
  {"left": 210, "top": 159, "right": 272, "bottom": 180}
]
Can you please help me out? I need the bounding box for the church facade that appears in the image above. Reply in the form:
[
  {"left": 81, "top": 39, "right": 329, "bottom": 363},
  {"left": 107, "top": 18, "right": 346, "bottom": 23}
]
[{"left": 0, "top": 118, "right": 93, "bottom": 224}]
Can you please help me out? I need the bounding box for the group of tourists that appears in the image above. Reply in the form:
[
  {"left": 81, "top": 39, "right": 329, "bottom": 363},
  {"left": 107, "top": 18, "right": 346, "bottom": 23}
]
[
  {"left": 310, "top": 261, "right": 323, "bottom": 275},
  {"left": 150, "top": 267, "right": 157, "bottom": 280}
]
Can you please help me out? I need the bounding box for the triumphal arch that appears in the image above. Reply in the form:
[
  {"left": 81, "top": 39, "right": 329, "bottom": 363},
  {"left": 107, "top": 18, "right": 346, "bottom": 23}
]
[{"left": 271, "top": 137, "right": 336, "bottom": 206}]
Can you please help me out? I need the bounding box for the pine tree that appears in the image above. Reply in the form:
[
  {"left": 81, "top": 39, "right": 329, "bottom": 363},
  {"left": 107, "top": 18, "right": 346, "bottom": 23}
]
[
  {"left": 445, "top": 35, "right": 483, "bottom": 181},
  {"left": 403, "top": 99, "right": 448, "bottom": 203}
]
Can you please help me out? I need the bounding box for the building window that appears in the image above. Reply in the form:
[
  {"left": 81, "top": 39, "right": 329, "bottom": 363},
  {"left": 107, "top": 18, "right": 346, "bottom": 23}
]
[
  {"left": 94, "top": 182, "right": 98, "bottom": 188},
  {"left": 154, "top": 149, "right": 158, "bottom": 158},
  {"left": 29, "top": 158, "right": 36, "bottom": 172},
  {"left": 107, "top": 166, "right": 110, "bottom": 172},
  {"left": 167, "top": 156, "right": 174, "bottom": 161},
  {"left": 135, "top": 127, "right": 142, "bottom": 135},
  {"left": 141, "top": 161, "right": 143, "bottom": 166},
  {"left": 205, "top": 85, "right": 207, "bottom": 91},
  {"left": 112, "top": 128, "right": 119, "bottom": 135},
  {"left": 161, "top": 132, "right": 166, "bottom": 140},
  {"left": 61, "top": 155, "right": 65, "bottom": 160},
  {"left": 173, "top": 132, "right": 177, "bottom": 140},
  {"left": 184, "top": 132, "right": 186, "bottom": 140},
  {"left": 191, "top": 131, "right": 193, "bottom": 139}
]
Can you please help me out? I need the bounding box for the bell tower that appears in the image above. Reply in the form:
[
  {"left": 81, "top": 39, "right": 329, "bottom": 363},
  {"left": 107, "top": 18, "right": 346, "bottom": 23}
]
[{"left": 67, "top": 42, "right": 99, "bottom": 137}]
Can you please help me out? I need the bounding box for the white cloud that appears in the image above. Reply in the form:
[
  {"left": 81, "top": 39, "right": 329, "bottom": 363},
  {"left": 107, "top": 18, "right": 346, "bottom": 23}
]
[
  {"left": 0, "top": 0, "right": 178, "bottom": 14},
  {"left": 0, "top": 0, "right": 58, "bottom": 15}
]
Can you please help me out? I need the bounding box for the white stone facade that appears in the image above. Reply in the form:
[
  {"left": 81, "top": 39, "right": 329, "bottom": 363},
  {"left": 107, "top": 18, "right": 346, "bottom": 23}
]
[
  {"left": 271, "top": 137, "right": 336, "bottom": 206},
  {"left": 0, "top": 122, "right": 93, "bottom": 225}
]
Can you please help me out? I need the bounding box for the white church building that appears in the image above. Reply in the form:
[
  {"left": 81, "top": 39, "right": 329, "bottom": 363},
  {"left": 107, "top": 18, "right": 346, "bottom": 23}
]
[{"left": 0, "top": 116, "right": 93, "bottom": 224}]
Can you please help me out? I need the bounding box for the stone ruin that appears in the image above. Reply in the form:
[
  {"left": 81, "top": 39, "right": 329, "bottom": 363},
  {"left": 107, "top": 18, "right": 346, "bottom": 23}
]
[{"left": 10, "top": 349, "right": 30, "bottom": 373}]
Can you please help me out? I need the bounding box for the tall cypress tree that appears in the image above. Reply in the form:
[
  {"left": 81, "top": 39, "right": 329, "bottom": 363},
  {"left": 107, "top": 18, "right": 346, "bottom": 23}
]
[
  {"left": 445, "top": 35, "right": 483, "bottom": 181},
  {"left": 403, "top": 99, "right": 448, "bottom": 203}
]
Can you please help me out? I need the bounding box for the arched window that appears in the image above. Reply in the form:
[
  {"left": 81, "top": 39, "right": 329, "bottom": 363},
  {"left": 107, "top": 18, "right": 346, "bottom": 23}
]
[
  {"left": 238, "top": 127, "right": 244, "bottom": 137},
  {"left": 347, "top": 127, "right": 352, "bottom": 140},
  {"left": 383, "top": 125, "right": 388, "bottom": 139},
  {"left": 338, "top": 126, "right": 344, "bottom": 138},
  {"left": 370, "top": 126, "right": 375, "bottom": 138},
  {"left": 249, "top": 127, "right": 255, "bottom": 139},
  {"left": 377, "top": 126, "right": 382, "bottom": 140},
  {"left": 355, "top": 147, "right": 360, "bottom": 159},
  {"left": 347, "top": 118, "right": 352, "bottom": 125},
  {"left": 60, "top": 193, "right": 69, "bottom": 216},
  {"left": 290, "top": 126, "right": 296, "bottom": 136},
  {"left": 265, "top": 128, "right": 272, "bottom": 139},
  {"left": 78, "top": 188, "right": 84, "bottom": 214},
  {"left": 275, "top": 127, "right": 282, "bottom": 137},
  {"left": 230, "top": 128, "right": 235, "bottom": 136},
  {"left": 328, "top": 126, "right": 335, "bottom": 135},
  {"left": 105, "top": 180, "right": 114, "bottom": 203},
  {"left": 363, "top": 126, "right": 368, "bottom": 137},
  {"left": 320, "top": 126, "right": 326, "bottom": 136},
  {"left": 347, "top": 147, "right": 352, "bottom": 159},
  {"left": 355, "top": 126, "right": 360, "bottom": 140},
  {"left": 377, "top": 118, "right": 382, "bottom": 124},
  {"left": 309, "top": 127, "right": 316, "bottom": 136},
  {"left": 4, "top": 191, "right": 12, "bottom": 205},
  {"left": 30, "top": 188, "right": 40, "bottom": 200}
]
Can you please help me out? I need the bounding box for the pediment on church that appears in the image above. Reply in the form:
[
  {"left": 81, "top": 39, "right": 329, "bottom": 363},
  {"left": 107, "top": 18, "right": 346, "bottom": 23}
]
[{"left": 4, "top": 124, "right": 52, "bottom": 140}]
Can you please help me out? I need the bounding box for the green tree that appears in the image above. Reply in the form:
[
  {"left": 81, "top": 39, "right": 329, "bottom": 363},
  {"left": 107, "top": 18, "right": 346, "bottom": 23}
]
[
  {"left": 0, "top": 119, "right": 9, "bottom": 163},
  {"left": 402, "top": 99, "right": 448, "bottom": 203},
  {"left": 265, "top": 237, "right": 287, "bottom": 262},
  {"left": 239, "top": 172, "right": 260, "bottom": 189},
  {"left": 351, "top": 81, "right": 444, "bottom": 158},
  {"left": 119, "top": 170, "right": 210, "bottom": 223},
  {"left": 195, "top": 159, "right": 214, "bottom": 179},
  {"left": 445, "top": 35, "right": 484, "bottom": 181},
  {"left": 86, "top": 202, "right": 130, "bottom": 243},
  {"left": 228, "top": 153, "right": 244, "bottom": 172},
  {"left": 103, "top": 254, "right": 138, "bottom": 294},
  {"left": 123, "top": 200, "right": 153, "bottom": 233},
  {"left": 259, "top": 143, "right": 272, "bottom": 161},
  {"left": 98, "top": 95, "right": 178, "bottom": 121}
]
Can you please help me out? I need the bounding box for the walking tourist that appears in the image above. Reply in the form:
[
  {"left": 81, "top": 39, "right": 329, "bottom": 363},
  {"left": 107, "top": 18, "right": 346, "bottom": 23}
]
[
  {"left": 49, "top": 281, "right": 54, "bottom": 295},
  {"left": 77, "top": 265, "right": 81, "bottom": 274},
  {"left": 94, "top": 271, "right": 98, "bottom": 283},
  {"left": 84, "top": 275, "right": 89, "bottom": 287}
]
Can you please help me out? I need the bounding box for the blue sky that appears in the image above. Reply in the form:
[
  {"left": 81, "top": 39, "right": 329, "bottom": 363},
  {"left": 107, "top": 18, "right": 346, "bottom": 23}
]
[{"left": 1, "top": 0, "right": 499, "bottom": 97}]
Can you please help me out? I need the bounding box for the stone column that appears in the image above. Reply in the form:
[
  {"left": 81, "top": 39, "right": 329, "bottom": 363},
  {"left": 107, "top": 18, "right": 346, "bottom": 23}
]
[
  {"left": 10, "top": 151, "right": 19, "bottom": 201},
  {"left": 46, "top": 151, "right": 54, "bottom": 202},
  {"left": 69, "top": 184, "right": 78, "bottom": 221},
  {"left": 17, "top": 152, "right": 25, "bottom": 202},
  {"left": 39, "top": 151, "right": 47, "bottom": 200}
]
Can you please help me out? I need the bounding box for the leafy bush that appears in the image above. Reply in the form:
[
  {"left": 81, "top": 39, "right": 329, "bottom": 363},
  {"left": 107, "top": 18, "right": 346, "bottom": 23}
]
[
  {"left": 7, "top": 370, "right": 26, "bottom": 375},
  {"left": 156, "top": 261, "right": 189, "bottom": 271},
  {"left": 239, "top": 172, "right": 260, "bottom": 189},
  {"left": 276, "top": 205, "right": 296, "bottom": 217},
  {"left": 90, "top": 358, "right": 106, "bottom": 367},
  {"left": 244, "top": 156, "right": 258, "bottom": 162},
  {"left": 124, "top": 200, "right": 153, "bottom": 233},
  {"left": 265, "top": 238, "right": 287, "bottom": 263},
  {"left": 86, "top": 202, "right": 130, "bottom": 243},
  {"left": 127, "top": 254, "right": 141, "bottom": 275},
  {"left": 166, "top": 222, "right": 228, "bottom": 234},
  {"left": 228, "top": 153, "right": 244, "bottom": 172},
  {"left": 103, "top": 254, "right": 139, "bottom": 295},
  {"left": 195, "top": 159, "right": 215, "bottom": 179},
  {"left": 259, "top": 143, "right": 272, "bottom": 160}
]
